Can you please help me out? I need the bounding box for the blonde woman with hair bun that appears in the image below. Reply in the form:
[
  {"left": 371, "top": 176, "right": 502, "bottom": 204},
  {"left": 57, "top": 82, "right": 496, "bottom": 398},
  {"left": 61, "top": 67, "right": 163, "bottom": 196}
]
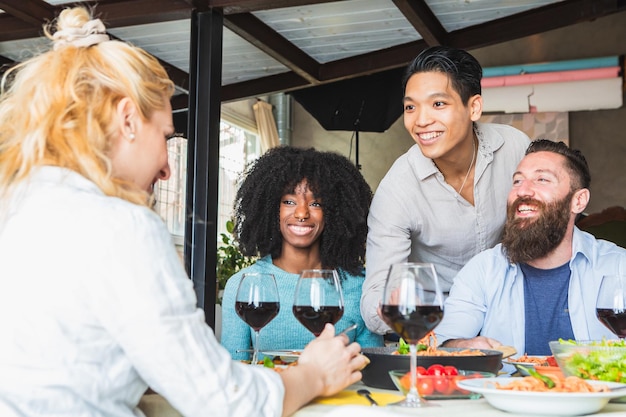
[
  {"left": 0, "top": 6, "right": 174, "bottom": 206},
  {"left": 0, "top": 6, "right": 367, "bottom": 417}
]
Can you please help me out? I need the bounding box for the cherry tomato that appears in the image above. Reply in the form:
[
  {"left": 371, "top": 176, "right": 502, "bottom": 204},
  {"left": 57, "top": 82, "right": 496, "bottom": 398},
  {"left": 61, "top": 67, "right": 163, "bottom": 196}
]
[
  {"left": 416, "top": 366, "right": 427, "bottom": 376},
  {"left": 399, "top": 372, "right": 411, "bottom": 390},
  {"left": 546, "top": 356, "right": 558, "bottom": 367},
  {"left": 400, "top": 367, "right": 428, "bottom": 390},
  {"left": 433, "top": 376, "right": 449, "bottom": 393},
  {"left": 454, "top": 375, "right": 470, "bottom": 394},
  {"left": 417, "top": 378, "right": 434, "bottom": 396},
  {"left": 426, "top": 364, "right": 445, "bottom": 376},
  {"left": 443, "top": 377, "right": 458, "bottom": 395},
  {"left": 443, "top": 365, "right": 459, "bottom": 376}
]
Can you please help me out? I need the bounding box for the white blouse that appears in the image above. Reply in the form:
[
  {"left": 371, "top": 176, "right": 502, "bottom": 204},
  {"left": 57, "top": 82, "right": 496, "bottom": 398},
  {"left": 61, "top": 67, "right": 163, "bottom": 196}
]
[{"left": 0, "top": 166, "right": 283, "bottom": 417}]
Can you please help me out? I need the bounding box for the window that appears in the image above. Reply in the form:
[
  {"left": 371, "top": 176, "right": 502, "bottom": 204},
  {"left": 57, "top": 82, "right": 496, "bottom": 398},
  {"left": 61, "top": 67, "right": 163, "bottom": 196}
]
[
  {"left": 154, "top": 136, "right": 187, "bottom": 248},
  {"left": 218, "top": 120, "right": 261, "bottom": 237},
  {"left": 154, "top": 118, "right": 261, "bottom": 249}
]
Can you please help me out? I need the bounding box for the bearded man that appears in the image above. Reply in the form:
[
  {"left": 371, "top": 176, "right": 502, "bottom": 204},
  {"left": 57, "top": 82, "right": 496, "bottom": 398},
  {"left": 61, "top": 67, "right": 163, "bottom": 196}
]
[{"left": 434, "top": 139, "right": 626, "bottom": 355}]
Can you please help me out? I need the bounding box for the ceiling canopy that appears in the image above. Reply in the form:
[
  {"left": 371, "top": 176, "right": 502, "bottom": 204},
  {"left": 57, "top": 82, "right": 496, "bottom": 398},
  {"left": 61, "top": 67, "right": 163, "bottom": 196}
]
[{"left": 0, "top": 0, "right": 624, "bottom": 111}]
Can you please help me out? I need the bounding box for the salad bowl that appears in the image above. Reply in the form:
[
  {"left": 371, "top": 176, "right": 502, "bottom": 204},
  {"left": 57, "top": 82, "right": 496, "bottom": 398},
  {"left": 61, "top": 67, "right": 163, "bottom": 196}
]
[{"left": 549, "top": 339, "right": 626, "bottom": 383}]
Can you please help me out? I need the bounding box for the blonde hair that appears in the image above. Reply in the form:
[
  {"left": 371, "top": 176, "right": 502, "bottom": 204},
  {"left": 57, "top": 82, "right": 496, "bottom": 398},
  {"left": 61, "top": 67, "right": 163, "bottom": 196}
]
[{"left": 0, "top": 6, "right": 175, "bottom": 206}]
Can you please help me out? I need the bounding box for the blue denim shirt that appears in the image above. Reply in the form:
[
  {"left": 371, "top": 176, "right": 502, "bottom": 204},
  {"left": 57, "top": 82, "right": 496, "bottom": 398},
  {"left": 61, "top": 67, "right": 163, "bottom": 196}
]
[{"left": 435, "top": 228, "right": 626, "bottom": 355}]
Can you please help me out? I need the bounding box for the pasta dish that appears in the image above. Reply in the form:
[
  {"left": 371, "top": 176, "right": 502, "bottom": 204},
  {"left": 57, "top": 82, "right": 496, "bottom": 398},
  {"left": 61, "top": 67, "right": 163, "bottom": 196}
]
[
  {"left": 496, "top": 376, "right": 608, "bottom": 393},
  {"left": 393, "top": 332, "right": 486, "bottom": 356}
]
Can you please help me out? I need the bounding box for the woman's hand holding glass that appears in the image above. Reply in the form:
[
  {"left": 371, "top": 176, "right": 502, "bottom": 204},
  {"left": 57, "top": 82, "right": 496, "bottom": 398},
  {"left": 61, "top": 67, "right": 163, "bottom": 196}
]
[{"left": 297, "top": 323, "right": 366, "bottom": 396}]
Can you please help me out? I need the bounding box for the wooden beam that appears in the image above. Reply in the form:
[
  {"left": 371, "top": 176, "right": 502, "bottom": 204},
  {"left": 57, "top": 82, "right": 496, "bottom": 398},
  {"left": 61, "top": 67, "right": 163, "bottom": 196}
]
[
  {"left": 203, "top": 0, "right": 337, "bottom": 14},
  {"left": 392, "top": 0, "right": 448, "bottom": 46},
  {"left": 5, "top": 0, "right": 620, "bottom": 105},
  {"left": 219, "top": 0, "right": 626, "bottom": 101},
  {"left": 0, "top": 54, "right": 16, "bottom": 76},
  {"left": 224, "top": 13, "right": 321, "bottom": 84},
  {"left": 0, "top": 0, "right": 55, "bottom": 26},
  {"left": 93, "top": 0, "right": 192, "bottom": 27},
  {"left": 171, "top": 93, "right": 190, "bottom": 111},
  {"left": 448, "top": 0, "right": 626, "bottom": 50},
  {"left": 0, "top": 0, "right": 54, "bottom": 40},
  {"left": 0, "top": 15, "right": 41, "bottom": 41},
  {"left": 0, "top": 0, "right": 193, "bottom": 42},
  {"left": 0, "top": 1, "right": 191, "bottom": 95},
  {"left": 221, "top": 71, "right": 308, "bottom": 102},
  {"left": 318, "top": 40, "right": 428, "bottom": 82}
]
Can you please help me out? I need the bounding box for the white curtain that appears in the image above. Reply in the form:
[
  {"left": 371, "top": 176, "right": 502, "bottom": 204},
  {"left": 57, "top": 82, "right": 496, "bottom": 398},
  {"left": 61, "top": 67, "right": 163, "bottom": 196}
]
[{"left": 253, "top": 100, "right": 280, "bottom": 152}]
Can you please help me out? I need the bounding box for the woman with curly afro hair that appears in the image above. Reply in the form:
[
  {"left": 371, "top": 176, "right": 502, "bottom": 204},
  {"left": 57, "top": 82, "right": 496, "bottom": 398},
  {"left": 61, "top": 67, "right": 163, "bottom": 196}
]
[{"left": 221, "top": 146, "right": 383, "bottom": 359}]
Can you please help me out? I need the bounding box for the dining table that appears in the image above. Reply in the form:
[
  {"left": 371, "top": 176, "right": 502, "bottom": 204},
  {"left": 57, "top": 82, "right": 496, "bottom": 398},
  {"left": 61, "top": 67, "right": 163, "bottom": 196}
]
[{"left": 138, "top": 379, "right": 626, "bottom": 417}]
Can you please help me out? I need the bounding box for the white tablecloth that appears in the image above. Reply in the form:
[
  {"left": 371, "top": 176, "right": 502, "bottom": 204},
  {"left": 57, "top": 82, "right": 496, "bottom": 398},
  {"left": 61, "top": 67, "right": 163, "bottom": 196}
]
[
  {"left": 294, "top": 398, "right": 626, "bottom": 417},
  {"left": 139, "top": 382, "right": 626, "bottom": 417}
]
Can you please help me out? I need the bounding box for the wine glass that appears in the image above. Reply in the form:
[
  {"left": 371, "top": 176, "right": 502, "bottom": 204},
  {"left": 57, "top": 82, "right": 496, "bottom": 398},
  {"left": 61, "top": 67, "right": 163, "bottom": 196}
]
[
  {"left": 293, "top": 269, "right": 344, "bottom": 336},
  {"left": 235, "top": 272, "right": 280, "bottom": 364},
  {"left": 381, "top": 262, "right": 444, "bottom": 408},
  {"left": 596, "top": 274, "right": 626, "bottom": 338}
]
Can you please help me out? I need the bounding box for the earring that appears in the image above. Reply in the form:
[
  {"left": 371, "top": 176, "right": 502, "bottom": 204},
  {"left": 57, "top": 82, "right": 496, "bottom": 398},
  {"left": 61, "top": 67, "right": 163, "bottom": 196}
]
[{"left": 128, "top": 132, "right": 135, "bottom": 141}]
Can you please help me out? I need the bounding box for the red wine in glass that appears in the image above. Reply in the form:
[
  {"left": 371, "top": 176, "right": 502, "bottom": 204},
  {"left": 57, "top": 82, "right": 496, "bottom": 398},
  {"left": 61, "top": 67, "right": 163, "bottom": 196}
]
[
  {"left": 293, "top": 269, "right": 344, "bottom": 336},
  {"left": 381, "top": 305, "right": 443, "bottom": 344},
  {"left": 236, "top": 301, "right": 280, "bottom": 331},
  {"left": 292, "top": 305, "right": 343, "bottom": 336},
  {"left": 596, "top": 309, "right": 626, "bottom": 338},
  {"left": 381, "top": 262, "right": 444, "bottom": 408},
  {"left": 235, "top": 273, "right": 280, "bottom": 363},
  {"left": 596, "top": 274, "right": 626, "bottom": 339}
]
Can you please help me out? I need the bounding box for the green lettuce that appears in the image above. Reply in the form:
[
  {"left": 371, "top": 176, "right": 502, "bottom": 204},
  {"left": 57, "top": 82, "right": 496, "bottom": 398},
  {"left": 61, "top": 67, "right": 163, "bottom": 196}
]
[
  {"left": 557, "top": 338, "right": 626, "bottom": 383},
  {"left": 396, "top": 338, "right": 428, "bottom": 355}
]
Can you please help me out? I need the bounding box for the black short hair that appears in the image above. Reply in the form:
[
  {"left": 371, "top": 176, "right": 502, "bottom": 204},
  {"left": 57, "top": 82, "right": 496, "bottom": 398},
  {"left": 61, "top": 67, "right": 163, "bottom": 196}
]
[
  {"left": 525, "top": 139, "right": 591, "bottom": 190},
  {"left": 232, "top": 146, "right": 372, "bottom": 276},
  {"left": 402, "top": 46, "right": 483, "bottom": 104}
]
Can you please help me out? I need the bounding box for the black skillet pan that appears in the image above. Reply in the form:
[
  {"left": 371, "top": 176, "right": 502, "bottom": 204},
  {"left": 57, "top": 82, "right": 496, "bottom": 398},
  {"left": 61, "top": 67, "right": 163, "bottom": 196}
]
[{"left": 361, "top": 346, "right": 503, "bottom": 390}]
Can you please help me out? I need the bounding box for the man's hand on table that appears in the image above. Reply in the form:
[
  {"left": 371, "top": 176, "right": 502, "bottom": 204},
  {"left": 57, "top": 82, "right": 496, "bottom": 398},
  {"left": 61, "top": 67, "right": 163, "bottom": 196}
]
[{"left": 442, "top": 336, "right": 502, "bottom": 350}]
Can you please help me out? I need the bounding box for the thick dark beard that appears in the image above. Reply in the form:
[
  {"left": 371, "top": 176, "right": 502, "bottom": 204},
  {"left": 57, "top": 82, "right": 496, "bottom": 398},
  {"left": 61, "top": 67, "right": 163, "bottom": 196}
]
[{"left": 502, "top": 192, "right": 574, "bottom": 264}]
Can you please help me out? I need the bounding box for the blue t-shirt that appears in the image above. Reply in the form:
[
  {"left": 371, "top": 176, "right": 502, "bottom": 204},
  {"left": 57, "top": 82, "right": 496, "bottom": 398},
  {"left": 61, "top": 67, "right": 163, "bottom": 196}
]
[
  {"left": 221, "top": 256, "right": 384, "bottom": 360},
  {"left": 522, "top": 262, "right": 575, "bottom": 355}
]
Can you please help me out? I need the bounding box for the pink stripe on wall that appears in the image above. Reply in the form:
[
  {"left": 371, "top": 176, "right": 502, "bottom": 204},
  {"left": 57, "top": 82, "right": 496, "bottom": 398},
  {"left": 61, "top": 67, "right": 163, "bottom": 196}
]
[{"left": 481, "top": 67, "right": 621, "bottom": 88}]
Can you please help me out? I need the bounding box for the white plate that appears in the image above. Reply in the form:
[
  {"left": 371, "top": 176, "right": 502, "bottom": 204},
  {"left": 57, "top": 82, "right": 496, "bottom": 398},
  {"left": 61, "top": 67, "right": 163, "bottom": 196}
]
[
  {"left": 457, "top": 377, "right": 626, "bottom": 416},
  {"left": 260, "top": 350, "right": 302, "bottom": 363}
]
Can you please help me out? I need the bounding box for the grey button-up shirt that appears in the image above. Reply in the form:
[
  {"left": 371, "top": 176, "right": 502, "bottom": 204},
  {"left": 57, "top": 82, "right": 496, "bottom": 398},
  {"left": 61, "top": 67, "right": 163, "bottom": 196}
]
[{"left": 362, "top": 122, "right": 530, "bottom": 334}]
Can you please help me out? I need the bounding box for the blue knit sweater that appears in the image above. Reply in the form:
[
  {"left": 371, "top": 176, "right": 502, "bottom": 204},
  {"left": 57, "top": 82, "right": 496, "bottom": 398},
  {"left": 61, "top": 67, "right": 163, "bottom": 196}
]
[{"left": 221, "top": 256, "right": 384, "bottom": 360}]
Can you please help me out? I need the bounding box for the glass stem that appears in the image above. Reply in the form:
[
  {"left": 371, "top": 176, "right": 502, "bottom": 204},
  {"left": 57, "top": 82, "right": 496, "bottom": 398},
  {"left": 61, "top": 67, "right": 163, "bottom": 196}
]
[
  {"left": 252, "top": 330, "right": 260, "bottom": 364},
  {"left": 407, "top": 343, "right": 422, "bottom": 404}
]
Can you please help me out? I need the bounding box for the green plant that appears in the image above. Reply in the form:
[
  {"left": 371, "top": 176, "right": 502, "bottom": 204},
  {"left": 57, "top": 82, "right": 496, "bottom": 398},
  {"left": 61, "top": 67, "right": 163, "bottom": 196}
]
[{"left": 216, "top": 219, "right": 256, "bottom": 304}]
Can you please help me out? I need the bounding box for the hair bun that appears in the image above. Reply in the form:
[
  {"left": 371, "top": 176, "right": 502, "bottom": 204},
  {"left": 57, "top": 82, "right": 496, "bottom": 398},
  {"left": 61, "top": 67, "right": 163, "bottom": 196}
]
[{"left": 52, "top": 18, "right": 109, "bottom": 50}]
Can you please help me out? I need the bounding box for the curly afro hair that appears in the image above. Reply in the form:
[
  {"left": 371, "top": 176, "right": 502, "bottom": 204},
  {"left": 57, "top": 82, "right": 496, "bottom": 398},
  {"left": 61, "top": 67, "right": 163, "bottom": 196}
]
[{"left": 232, "top": 146, "right": 372, "bottom": 277}]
